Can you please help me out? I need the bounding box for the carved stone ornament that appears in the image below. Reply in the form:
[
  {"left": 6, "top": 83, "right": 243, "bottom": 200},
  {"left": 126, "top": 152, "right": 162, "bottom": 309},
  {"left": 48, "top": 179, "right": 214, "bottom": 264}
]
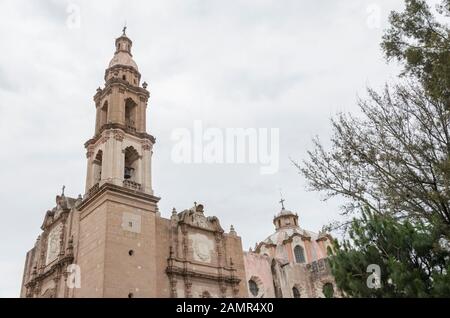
[
  {"left": 190, "top": 233, "right": 214, "bottom": 263},
  {"left": 195, "top": 241, "right": 211, "bottom": 262},
  {"left": 193, "top": 213, "right": 209, "bottom": 229},
  {"left": 141, "top": 140, "right": 152, "bottom": 151},
  {"left": 101, "top": 135, "right": 110, "bottom": 144},
  {"left": 113, "top": 130, "right": 124, "bottom": 141},
  {"left": 45, "top": 223, "right": 63, "bottom": 265},
  {"left": 86, "top": 145, "right": 95, "bottom": 158}
]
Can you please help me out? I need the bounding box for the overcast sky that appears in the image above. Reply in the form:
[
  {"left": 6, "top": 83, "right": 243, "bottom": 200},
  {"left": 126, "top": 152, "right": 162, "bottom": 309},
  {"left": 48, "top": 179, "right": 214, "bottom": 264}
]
[{"left": 0, "top": 0, "right": 418, "bottom": 297}]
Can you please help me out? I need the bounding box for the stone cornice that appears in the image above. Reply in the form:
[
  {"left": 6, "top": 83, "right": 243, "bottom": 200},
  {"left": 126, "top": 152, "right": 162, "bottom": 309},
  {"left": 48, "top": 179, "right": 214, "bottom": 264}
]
[
  {"left": 78, "top": 182, "right": 160, "bottom": 211},
  {"left": 316, "top": 234, "right": 333, "bottom": 242},
  {"left": 166, "top": 265, "right": 240, "bottom": 285},
  {"left": 84, "top": 126, "right": 156, "bottom": 149},
  {"left": 104, "top": 64, "right": 142, "bottom": 82},
  {"left": 94, "top": 80, "right": 149, "bottom": 106},
  {"left": 255, "top": 241, "right": 276, "bottom": 253},
  {"left": 25, "top": 255, "right": 74, "bottom": 288},
  {"left": 176, "top": 210, "right": 225, "bottom": 234},
  {"left": 282, "top": 232, "right": 311, "bottom": 244},
  {"left": 254, "top": 231, "right": 311, "bottom": 253},
  {"left": 40, "top": 209, "right": 70, "bottom": 231}
]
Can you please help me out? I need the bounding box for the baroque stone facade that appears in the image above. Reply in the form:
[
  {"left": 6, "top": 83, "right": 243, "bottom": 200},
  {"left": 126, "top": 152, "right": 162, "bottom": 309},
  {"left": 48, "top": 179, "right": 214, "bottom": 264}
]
[{"left": 20, "top": 30, "right": 336, "bottom": 298}]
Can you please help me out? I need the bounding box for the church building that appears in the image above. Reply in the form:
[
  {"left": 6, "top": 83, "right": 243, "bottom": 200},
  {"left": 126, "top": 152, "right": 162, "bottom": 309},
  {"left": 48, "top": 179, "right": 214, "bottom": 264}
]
[{"left": 20, "top": 30, "right": 337, "bottom": 298}]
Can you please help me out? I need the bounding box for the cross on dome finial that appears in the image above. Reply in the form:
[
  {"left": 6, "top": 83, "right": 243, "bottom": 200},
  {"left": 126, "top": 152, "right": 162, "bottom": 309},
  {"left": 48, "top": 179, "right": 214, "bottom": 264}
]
[
  {"left": 122, "top": 24, "right": 127, "bottom": 36},
  {"left": 279, "top": 188, "right": 285, "bottom": 210}
]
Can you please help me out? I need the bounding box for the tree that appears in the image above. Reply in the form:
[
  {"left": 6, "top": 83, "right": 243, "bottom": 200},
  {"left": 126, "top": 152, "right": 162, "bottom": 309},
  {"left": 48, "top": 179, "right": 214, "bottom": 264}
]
[
  {"left": 329, "top": 210, "right": 450, "bottom": 297},
  {"left": 296, "top": 0, "right": 450, "bottom": 230},
  {"left": 297, "top": 82, "right": 450, "bottom": 228},
  {"left": 296, "top": 0, "right": 450, "bottom": 297},
  {"left": 382, "top": 0, "right": 450, "bottom": 108}
]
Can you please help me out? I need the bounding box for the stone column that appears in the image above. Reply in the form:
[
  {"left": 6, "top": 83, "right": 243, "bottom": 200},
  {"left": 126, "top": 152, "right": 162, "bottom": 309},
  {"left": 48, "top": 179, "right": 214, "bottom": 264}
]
[
  {"left": 303, "top": 238, "right": 312, "bottom": 263},
  {"left": 85, "top": 146, "right": 94, "bottom": 193},
  {"left": 101, "top": 133, "right": 113, "bottom": 185},
  {"left": 184, "top": 276, "right": 192, "bottom": 298},
  {"left": 136, "top": 154, "right": 143, "bottom": 187},
  {"left": 111, "top": 131, "right": 124, "bottom": 187},
  {"left": 286, "top": 241, "right": 294, "bottom": 263},
  {"left": 95, "top": 106, "right": 101, "bottom": 134},
  {"left": 141, "top": 141, "right": 152, "bottom": 194}
]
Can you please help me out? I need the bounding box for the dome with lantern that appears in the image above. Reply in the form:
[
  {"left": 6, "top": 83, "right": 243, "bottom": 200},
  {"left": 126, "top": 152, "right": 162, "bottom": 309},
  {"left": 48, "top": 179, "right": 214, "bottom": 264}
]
[{"left": 107, "top": 27, "right": 139, "bottom": 71}]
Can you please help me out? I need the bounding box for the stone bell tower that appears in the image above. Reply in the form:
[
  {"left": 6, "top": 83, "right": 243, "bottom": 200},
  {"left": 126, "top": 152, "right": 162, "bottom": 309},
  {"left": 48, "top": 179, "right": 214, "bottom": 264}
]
[
  {"left": 20, "top": 28, "right": 248, "bottom": 299},
  {"left": 84, "top": 27, "right": 153, "bottom": 194},
  {"left": 75, "top": 28, "right": 160, "bottom": 298}
]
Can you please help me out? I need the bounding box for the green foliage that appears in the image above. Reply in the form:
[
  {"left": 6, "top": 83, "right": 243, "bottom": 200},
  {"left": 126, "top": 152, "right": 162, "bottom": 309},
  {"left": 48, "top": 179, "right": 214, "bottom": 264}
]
[
  {"left": 298, "top": 0, "right": 450, "bottom": 297},
  {"left": 297, "top": 82, "right": 450, "bottom": 227},
  {"left": 382, "top": 0, "right": 450, "bottom": 107},
  {"left": 297, "top": 0, "right": 450, "bottom": 229},
  {"left": 322, "top": 283, "right": 335, "bottom": 298},
  {"left": 329, "top": 210, "right": 450, "bottom": 297}
]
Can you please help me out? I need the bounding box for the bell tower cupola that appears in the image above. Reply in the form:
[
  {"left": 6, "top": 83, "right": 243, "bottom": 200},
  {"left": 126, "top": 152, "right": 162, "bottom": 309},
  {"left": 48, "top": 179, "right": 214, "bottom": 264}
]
[
  {"left": 273, "top": 197, "right": 299, "bottom": 231},
  {"left": 105, "top": 27, "right": 141, "bottom": 88},
  {"left": 115, "top": 27, "right": 133, "bottom": 54}
]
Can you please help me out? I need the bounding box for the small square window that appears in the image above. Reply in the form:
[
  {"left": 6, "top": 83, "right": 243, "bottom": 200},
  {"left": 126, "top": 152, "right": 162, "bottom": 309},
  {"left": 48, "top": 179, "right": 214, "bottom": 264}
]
[{"left": 122, "top": 212, "right": 141, "bottom": 233}]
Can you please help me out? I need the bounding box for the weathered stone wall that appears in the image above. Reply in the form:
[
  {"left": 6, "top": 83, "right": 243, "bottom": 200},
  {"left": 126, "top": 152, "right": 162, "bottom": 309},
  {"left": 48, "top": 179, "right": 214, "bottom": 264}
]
[
  {"left": 76, "top": 200, "right": 107, "bottom": 297},
  {"left": 243, "top": 252, "right": 275, "bottom": 298},
  {"left": 155, "top": 216, "right": 172, "bottom": 297}
]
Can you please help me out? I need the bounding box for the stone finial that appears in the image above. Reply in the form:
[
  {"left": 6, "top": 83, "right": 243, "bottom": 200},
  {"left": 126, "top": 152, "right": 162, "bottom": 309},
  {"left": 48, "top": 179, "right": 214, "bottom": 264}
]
[
  {"left": 196, "top": 203, "right": 204, "bottom": 213},
  {"left": 171, "top": 208, "right": 178, "bottom": 222},
  {"left": 229, "top": 225, "right": 237, "bottom": 236},
  {"left": 142, "top": 81, "right": 148, "bottom": 89}
]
